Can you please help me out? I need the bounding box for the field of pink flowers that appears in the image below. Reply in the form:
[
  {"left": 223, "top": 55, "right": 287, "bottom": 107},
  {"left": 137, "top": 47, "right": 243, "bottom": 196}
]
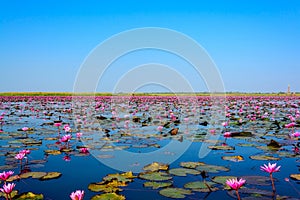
[{"left": 0, "top": 95, "right": 299, "bottom": 199}]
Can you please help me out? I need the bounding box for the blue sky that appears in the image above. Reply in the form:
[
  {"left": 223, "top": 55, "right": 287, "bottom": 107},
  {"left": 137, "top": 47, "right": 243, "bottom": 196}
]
[{"left": 0, "top": 0, "right": 299, "bottom": 93}]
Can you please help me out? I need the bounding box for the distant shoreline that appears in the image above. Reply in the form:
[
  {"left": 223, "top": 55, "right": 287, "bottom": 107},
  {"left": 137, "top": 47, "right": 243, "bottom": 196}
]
[{"left": 0, "top": 92, "right": 299, "bottom": 96}]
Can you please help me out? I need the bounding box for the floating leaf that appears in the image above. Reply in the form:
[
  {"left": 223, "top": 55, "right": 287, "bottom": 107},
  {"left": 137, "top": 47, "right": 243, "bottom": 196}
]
[
  {"left": 180, "top": 162, "right": 205, "bottom": 169},
  {"left": 196, "top": 164, "right": 229, "bottom": 173},
  {"left": 88, "top": 180, "right": 126, "bottom": 193},
  {"left": 249, "top": 155, "right": 280, "bottom": 161},
  {"left": 103, "top": 171, "right": 135, "bottom": 183},
  {"left": 168, "top": 168, "right": 200, "bottom": 176},
  {"left": 20, "top": 172, "right": 47, "bottom": 179},
  {"left": 212, "top": 176, "right": 237, "bottom": 185},
  {"left": 14, "top": 192, "right": 43, "bottom": 200},
  {"left": 241, "top": 176, "right": 271, "bottom": 186},
  {"left": 267, "top": 139, "right": 281, "bottom": 148},
  {"left": 143, "top": 162, "right": 169, "bottom": 172},
  {"left": 91, "top": 193, "right": 125, "bottom": 200},
  {"left": 40, "top": 172, "right": 62, "bottom": 180},
  {"left": 159, "top": 188, "right": 192, "bottom": 199},
  {"left": 230, "top": 132, "right": 253, "bottom": 137},
  {"left": 290, "top": 174, "right": 300, "bottom": 180},
  {"left": 184, "top": 181, "right": 218, "bottom": 192},
  {"left": 139, "top": 172, "right": 172, "bottom": 181},
  {"left": 6, "top": 175, "right": 20, "bottom": 182},
  {"left": 208, "top": 145, "right": 234, "bottom": 150},
  {"left": 143, "top": 181, "right": 173, "bottom": 189},
  {"left": 222, "top": 155, "right": 244, "bottom": 162},
  {"left": 44, "top": 150, "right": 61, "bottom": 155}
]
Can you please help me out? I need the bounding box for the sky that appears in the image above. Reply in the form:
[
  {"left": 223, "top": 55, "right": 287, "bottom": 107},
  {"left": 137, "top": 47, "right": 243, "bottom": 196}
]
[{"left": 0, "top": 0, "right": 299, "bottom": 93}]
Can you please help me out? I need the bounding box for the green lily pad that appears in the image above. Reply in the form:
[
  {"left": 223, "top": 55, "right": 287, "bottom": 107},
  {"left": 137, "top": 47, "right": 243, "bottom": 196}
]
[
  {"left": 143, "top": 181, "right": 173, "bottom": 189},
  {"left": 222, "top": 155, "right": 244, "bottom": 162},
  {"left": 7, "top": 175, "right": 20, "bottom": 182},
  {"left": 88, "top": 180, "right": 126, "bottom": 192},
  {"left": 103, "top": 171, "right": 135, "bottom": 183},
  {"left": 241, "top": 176, "right": 271, "bottom": 186},
  {"left": 208, "top": 145, "right": 235, "bottom": 150},
  {"left": 168, "top": 168, "right": 200, "bottom": 176},
  {"left": 39, "top": 172, "right": 62, "bottom": 180},
  {"left": 184, "top": 181, "right": 218, "bottom": 192},
  {"left": 196, "top": 164, "right": 230, "bottom": 173},
  {"left": 180, "top": 162, "right": 205, "bottom": 169},
  {"left": 290, "top": 174, "right": 300, "bottom": 180},
  {"left": 44, "top": 150, "right": 61, "bottom": 155},
  {"left": 91, "top": 193, "right": 125, "bottom": 200},
  {"left": 159, "top": 188, "right": 192, "bottom": 199},
  {"left": 249, "top": 155, "right": 280, "bottom": 161},
  {"left": 14, "top": 192, "right": 43, "bottom": 200},
  {"left": 139, "top": 171, "right": 172, "bottom": 181},
  {"left": 20, "top": 172, "right": 47, "bottom": 179},
  {"left": 143, "top": 162, "right": 169, "bottom": 172},
  {"left": 211, "top": 176, "right": 237, "bottom": 185}
]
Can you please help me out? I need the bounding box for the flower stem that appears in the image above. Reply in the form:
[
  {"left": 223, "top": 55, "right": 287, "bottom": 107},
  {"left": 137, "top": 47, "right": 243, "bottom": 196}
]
[
  {"left": 235, "top": 190, "right": 241, "bottom": 200},
  {"left": 204, "top": 179, "right": 212, "bottom": 192},
  {"left": 270, "top": 173, "right": 276, "bottom": 193}
]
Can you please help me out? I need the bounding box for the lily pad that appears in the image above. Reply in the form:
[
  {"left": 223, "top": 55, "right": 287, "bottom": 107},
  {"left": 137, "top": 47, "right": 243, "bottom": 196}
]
[
  {"left": 143, "top": 181, "right": 173, "bottom": 189},
  {"left": 20, "top": 172, "right": 47, "bottom": 179},
  {"left": 139, "top": 171, "right": 172, "bottom": 181},
  {"left": 241, "top": 176, "right": 271, "bottom": 186},
  {"left": 184, "top": 181, "right": 218, "bottom": 192},
  {"left": 91, "top": 193, "right": 125, "bottom": 200},
  {"left": 290, "top": 174, "right": 300, "bottom": 180},
  {"left": 180, "top": 162, "right": 205, "bottom": 169},
  {"left": 196, "top": 164, "right": 230, "bottom": 173},
  {"left": 208, "top": 145, "right": 235, "bottom": 150},
  {"left": 39, "top": 172, "right": 62, "bottom": 180},
  {"left": 212, "top": 176, "right": 237, "bottom": 185},
  {"left": 249, "top": 155, "right": 280, "bottom": 161},
  {"left": 159, "top": 188, "right": 192, "bottom": 199},
  {"left": 143, "top": 162, "right": 169, "bottom": 172},
  {"left": 168, "top": 168, "right": 200, "bottom": 176},
  {"left": 103, "top": 171, "right": 135, "bottom": 183},
  {"left": 222, "top": 155, "right": 244, "bottom": 162},
  {"left": 88, "top": 180, "right": 126, "bottom": 192},
  {"left": 14, "top": 192, "right": 43, "bottom": 200},
  {"left": 44, "top": 150, "right": 61, "bottom": 155}
]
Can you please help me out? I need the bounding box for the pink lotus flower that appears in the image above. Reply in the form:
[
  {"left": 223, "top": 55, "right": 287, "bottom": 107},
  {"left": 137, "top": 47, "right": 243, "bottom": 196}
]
[
  {"left": 222, "top": 121, "right": 229, "bottom": 127},
  {"left": 226, "top": 178, "right": 246, "bottom": 190},
  {"left": 261, "top": 162, "right": 281, "bottom": 192},
  {"left": 15, "top": 152, "right": 25, "bottom": 160},
  {"left": 64, "top": 126, "right": 71, "bottom": 132},
  {"left": 80, "top": 148, "right": 89, "bottom": 154},
  {"left": 63, "top": 155, "right": 71, "bottom": 162},
  {"left": 61, "top": 134, "right": 72, "bottom": 143},
  {"left": 184, "top": 117, "right": 189, "bottom": 123},
  {"left": 285, "top": 122, "right": 296, "bottom": 128},
  {"left": 226, "top": 178, "right": 245, "bottom": 200},
  {"left": 0, "top": 183, "right": 16, "bottom": 194},
  {"left": 291, "top": 132, "right": 300, "bottom": 137},
  {"left": 209, "top": 129, "right": 216, "bottom": 134},
  {"left": 223, "top": 132, "right": 231, "bottom": 137},
  {"left": 70, "top": 190, "right": 84, "bottom": 200},
  {"left": 0, "top": 171, "right": 14, "bottom": 181},
  {"left": 260, "top": 162, "right": 281, "bottom": 174},
  {"left": 54, "top": 122, "right": 62, "bottom": 127},
  {"left": 22, "top": 127, "right": 29, "bottom": 131},
  {"left": 76, "top": 132, "right": 83, "bottom": 138},
  {"left": 19, "top": 149, "right": 30, "bottom": 155},
  {"left": 157, "top": 125, "right": 163, "bottom": 132}
]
